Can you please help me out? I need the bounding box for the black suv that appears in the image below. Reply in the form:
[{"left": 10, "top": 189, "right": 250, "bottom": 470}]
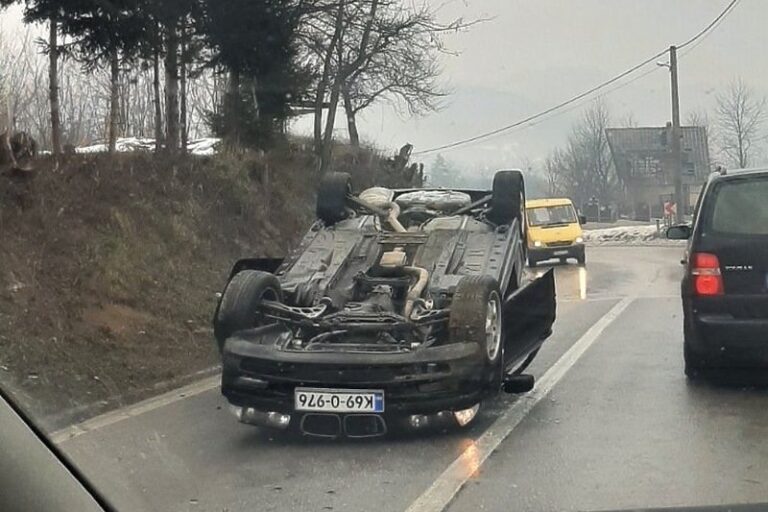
[{"left": 668, "top": 168, "right": 768, "bottom": 378}]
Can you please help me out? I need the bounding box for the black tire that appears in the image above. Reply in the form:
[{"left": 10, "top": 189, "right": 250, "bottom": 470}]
[
  {"left": 683, "top": 323, "right": 707, "bottom": 380},
  {"left": 576, "top": 248, "right": 586, "bottom": 265},
  {"left": 449, "top": 276, "right": 503, "bottom": 390},
  {"left": 317, "top": 172, "right": 352, "bottom": 225},
  {"left": 488, "top": 170, "right": 525, "bottom": 226},
  {"left": 214, "top": 270, "right": 282, "bottom": 351}
]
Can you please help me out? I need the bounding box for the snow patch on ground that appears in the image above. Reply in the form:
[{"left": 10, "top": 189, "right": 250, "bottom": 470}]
[
  {"left": 75, "top": 137, "right": 220, "bottom": 155},
  {"left": 584, "top": 224, "right": 685, "bottom": 245}
]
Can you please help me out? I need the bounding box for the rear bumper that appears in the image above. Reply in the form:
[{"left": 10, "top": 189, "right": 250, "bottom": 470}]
[
  {"left": 685, "top": 297, "right": 768, "bottom": 364},
  {"left": 529, "top": 243, "right": 584, "bottom": 261},
  {"left": 221, "top": 336, "right": 489, "bottom": 417}
]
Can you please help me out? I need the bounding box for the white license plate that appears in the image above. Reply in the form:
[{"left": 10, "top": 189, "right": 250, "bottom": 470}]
[
  {"left": 294, "top": 388, "right": 384, "bottom": 413},
  {"left": 553, "top": 250, "right": 569, "bottom": 256}
]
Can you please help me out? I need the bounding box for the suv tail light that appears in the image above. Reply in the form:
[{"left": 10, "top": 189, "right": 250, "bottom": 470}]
[{"left": 691, "top": 252, "right": 724, "bottom": 296}]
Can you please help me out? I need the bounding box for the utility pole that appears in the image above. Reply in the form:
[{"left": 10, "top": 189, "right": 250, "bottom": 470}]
[{"left": 669, "top": 45, "right": 684, "bottom": 223}]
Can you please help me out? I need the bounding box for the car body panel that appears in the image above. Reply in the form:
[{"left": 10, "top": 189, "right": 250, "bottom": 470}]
[
  {"left": 680, "top": 168, "right": 768, "bottom": 365},
  {"left": 217, "top": 183, "right": 556, "bottom": 430}
]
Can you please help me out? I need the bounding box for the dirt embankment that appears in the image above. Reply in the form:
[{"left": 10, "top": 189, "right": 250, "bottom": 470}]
[{"left": 0, "top": 149, "right": 400, "bottom": 430}]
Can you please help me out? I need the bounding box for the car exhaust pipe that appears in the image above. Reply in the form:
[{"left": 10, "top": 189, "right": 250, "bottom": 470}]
[
  {"left": 404, "top": 266, "right": 429, "bottom": 318},
  {"left": 386, "top": 202, "right": 407, "bottom": 233},
  {"left": 503, "top": 374, "right": 535, "bottom": 394}
]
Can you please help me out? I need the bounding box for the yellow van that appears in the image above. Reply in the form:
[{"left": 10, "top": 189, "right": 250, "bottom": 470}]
[{"left": 526, "top": 198, "right": 586, "bottom": 266}]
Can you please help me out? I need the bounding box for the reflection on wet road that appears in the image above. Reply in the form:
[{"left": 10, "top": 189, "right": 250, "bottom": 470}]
[
  {"left": 532, "top": 263, "right": 589, "bottom": 300},
  {"left": 59, "top": 246, "right": 768, "bottom": 512}
]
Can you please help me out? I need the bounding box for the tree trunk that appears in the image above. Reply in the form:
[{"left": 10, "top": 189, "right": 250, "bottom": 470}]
[
  {"left": 342, "top": 85, "right": 359, "bottom": 147},
  {"left": 48, "top": 16, "right": 62, "bottom": 156},
  {"left": 180, "top": 20, "right": 188, "bottom": 153},
  {"left": 319, "top": 76, "right": 342, "bottom": 174},
  {"left": 164, "top": 23, "right": 180, "bottom": 154},
  {"left": 108, "top": 50, "right": 120, "bottom": 154},
  {"left": 314, "top": 0, "right": 345, "bottom": 157},
  {"left": 153, "top": 49, "right": 163, "bottom": 152},
  {"left": 224, "top": 70, "right": 241, "bottom": 152}
]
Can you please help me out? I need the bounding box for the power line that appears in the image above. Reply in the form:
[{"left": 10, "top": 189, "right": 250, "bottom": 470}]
[
  {"left": 412, "top": 0, "right": 741, "bottom": 156},
  {"left": 679, "top": 0, "right": 740, "bottom": 58},
  {"left": 677, "top": 0, "right": 740, "bottom": 49}
]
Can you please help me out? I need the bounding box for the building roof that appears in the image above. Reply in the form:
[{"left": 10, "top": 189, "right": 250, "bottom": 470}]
[{"left": 606, "top": 126, "right": 711, "bottom": 180}]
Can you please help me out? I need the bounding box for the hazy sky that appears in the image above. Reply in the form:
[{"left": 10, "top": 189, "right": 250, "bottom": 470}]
[
  {"left": 2, "top": 1, "right": 766, "bottom": 168},
  {"left": 343, "top": 0, "right": 768, "bottom": 168}
]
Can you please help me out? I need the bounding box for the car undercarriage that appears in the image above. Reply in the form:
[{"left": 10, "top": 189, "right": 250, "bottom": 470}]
[{"left": 214, "top": 170, "right": 556, "bottom": 436}]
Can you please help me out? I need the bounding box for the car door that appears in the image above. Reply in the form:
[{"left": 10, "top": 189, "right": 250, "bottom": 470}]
[{"left": 501, "top": 269, "right": 556, "bottom": 372}]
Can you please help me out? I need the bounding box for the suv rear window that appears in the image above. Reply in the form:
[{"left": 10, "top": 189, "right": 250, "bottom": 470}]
[{"left": 706, "top": 177, "right": 768, "bottom": 236}]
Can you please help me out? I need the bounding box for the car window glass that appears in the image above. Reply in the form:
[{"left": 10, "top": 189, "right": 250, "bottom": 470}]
[
  {"left": 528, "top": 206, "right": 577, "bottom": 226},
  {"left": 708, "top": 178, "right": 768, "bottom": 235}
]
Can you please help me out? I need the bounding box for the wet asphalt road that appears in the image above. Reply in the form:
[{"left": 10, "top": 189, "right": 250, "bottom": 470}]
[{"left": 57, "top": 246, "right": 768, "bottom": 512}]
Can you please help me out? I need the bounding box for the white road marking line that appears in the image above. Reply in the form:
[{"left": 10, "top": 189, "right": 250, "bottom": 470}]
[
  {"left": 558, "top": 294, "right": 678, "bottom": 304},
  {"left": 52, "top": 374, "right": 220, "bottom": 445},
  {"left": 405, "top": 296, "right": 635, "bottom": 512}
]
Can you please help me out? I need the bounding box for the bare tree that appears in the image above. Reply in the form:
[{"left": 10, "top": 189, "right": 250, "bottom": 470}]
[
  {"left": 686, "top": 108, "right": 718, "bottom": 168},
  {"left": 319, "top": 0, "right": 380, "bottom": 172},
  {"left": 339, "top": 1, "right": 452, "bottom": 147},
  {"left": 165, "top": 25, "right": 180, "bottom": 153},
  {"left": 108, "top": 50, "right": 120, "bottom": 152},
  {"left": 716, "top": 79, "right": 766, "bottom": 169},
  {"left": 544, "top": 149, "right": 568, "bottom": 197},
  {"left": 303, "top": 0, "right": 472, "bottom": 171},
  {"left": 686, "top": 109, "right": 710, "bottom": 130},
  {"left": 619, "top": 112, "right": 638, "bottom": 128},
  {"left": 544, "top": 98, "right": 616, "bottom": 206},
  {"left": 573, "top": 97, "right": 614, "bottom": 203},
  {"left": 48, "top": 15, "right": 62, "bottom": 155}
]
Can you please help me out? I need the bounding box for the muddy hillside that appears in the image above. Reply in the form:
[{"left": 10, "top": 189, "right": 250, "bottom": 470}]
[{"left": 0, "top": 148, "right": 420, "bottom": 430}]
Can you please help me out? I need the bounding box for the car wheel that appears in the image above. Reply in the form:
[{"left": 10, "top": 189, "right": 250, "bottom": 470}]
[
  {"left": 683, "top": 323, "right": 707, "bottom": 379},
  {"left": 576, "top": 249, "right": 586, "bottom": 265},
  {"left": 317, "top": 172, "right": 352, "bottom": 225},
  {"left": 488, "top": 170, "right": 524, "bottom": 226},
  {"left": 450, "top": 275, "right": 503, "bottom": 390},
  {"left": 214, "top": 270, "right": 282, "bottom": 351}
]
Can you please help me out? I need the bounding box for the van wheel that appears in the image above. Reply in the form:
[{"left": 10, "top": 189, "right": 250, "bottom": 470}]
[{"left": 576, "top": 248, "right": 586, "bottom": 265}]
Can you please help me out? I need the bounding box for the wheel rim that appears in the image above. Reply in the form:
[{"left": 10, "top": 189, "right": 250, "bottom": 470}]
[{"left": 485, "top": 292, "right": 502, "bottom": 361}]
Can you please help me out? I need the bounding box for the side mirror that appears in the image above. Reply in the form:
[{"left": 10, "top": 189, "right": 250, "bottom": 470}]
[
  {"left": 666, "top": 225, "right": 691, "bottom": 240},
  {"left": 578, "top": 215, "right": 587, "bottom": 225}
]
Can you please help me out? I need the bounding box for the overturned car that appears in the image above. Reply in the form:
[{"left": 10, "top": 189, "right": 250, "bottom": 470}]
[{"left": 214, "top": 170, "right": 556, "bottom": 437}]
